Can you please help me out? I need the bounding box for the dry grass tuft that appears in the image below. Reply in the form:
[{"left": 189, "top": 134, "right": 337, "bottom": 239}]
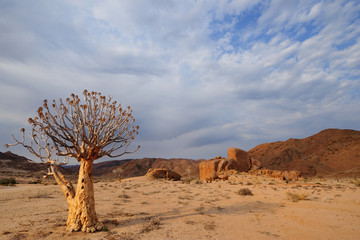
[
  {"left": 103, "top": 219, "right": 120, "bottom": 226},
  {"left": 287, "top": 192, "right": 309, "bottom": 202},
  {"left": 184, "top": 219, "right": 196, "bottom": 225},
  {"left": 140, "top": 217, "right": 161, "bottom": 233},
  {"left": 203, "top": 221, "right": 216, "bottom": 231},
  {"left": 118, "top": 193, "right": 130, "bottom": 199},
  {"left": 351, "top": 179, "right": 360, "bottom": 187},
  {"left": 29, "top": 191, "right": 54, "bottom": 199}
]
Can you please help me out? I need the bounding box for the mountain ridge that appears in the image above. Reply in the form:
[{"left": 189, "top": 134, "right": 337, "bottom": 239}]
[
  {"left": 248, "top": 128, "right": 360, "bottom": 177},
  {"left": 2, "top": 128, "right": 360, "bottom": 179}
]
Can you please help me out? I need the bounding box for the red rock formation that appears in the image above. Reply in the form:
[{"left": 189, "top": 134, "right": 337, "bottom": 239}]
[
  {"left": 251, "top": 158, "right": 263, "bottom": 170},
  {"left": 145, "top": 168, "right": 182, "bottom": 181},
  {"left": 199, "top": 147, "right": 252, "bottom": 181},
  {"left": 199, "top": 158, "right": 221, "bottom": 181},
  {"left": 248, "top": 169, "right": 301, "bottom": 181},
  {"left": 227, "top": 147, "right": 252, "bottom": 171},
  {"left": 249, "top": 129, "right": 360, "bottom": 177}
]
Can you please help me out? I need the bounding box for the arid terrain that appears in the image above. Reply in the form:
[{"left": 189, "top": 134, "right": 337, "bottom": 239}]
[{"left": 1, "top": 175, "right": 359, "bottom": 240}]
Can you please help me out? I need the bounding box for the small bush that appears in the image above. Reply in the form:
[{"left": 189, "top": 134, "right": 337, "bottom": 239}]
[
  {"left": 0, "top": 178, "right": 16, "bottom": 186},
  {"left": 203, "top": 221, "right": 216, "bottom": 231},
  {"left": 118, "top": 193, "right": 130, "bottom": 199},
  {"left": 236, "top": 188, "right": 253, "bottom": 196},
  {"left": 194, "top": 180, "right": 203, "bottom": 184},
  {"left": 351, "top": 179, "right": 360, "bottom": 187},
  {"left": 181, "top": 177, "right": 193, "bottom": 184},
  {"left": 28, "top": 180, "right": 41, "bottom": 184},
  {"left": 287, "top": 192, "right": 309, "bottom": 202},
  {"left": 140, "top": 217, "right": 161, "bottom": 233},
  {"left": 184, "top": 219, "right": 196, "bottom": 225},
  {"left": 103, "top": 219, "right": 119, "bottom": 227}
]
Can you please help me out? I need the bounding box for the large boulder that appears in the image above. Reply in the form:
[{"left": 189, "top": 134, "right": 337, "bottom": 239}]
[
  {"left": 227, "top": 147, "right": 252, "bottom": 172},
  {"left": 198, "top": 158, "right": 241, "bottom": 181},
  {"left": 199, "top": 147, "right": 253, "bottom": 181},
  {"left": 218, "top": 158, "right": 239, "bottom": 172},
  {"left": 145, "top": 168, "right": 181, "bottom": 181},
  {"left": 199, "top": 158, "right": 221, "bottom": 181}
]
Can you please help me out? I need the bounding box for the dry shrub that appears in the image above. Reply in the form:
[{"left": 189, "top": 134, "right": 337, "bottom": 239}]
[
  {"left": 0, "top": 178, "right": 16, "bottom": 186},
  {"left": 103, "top": 219, "right": 119, "bottom": 226},
  {"left": 287, "top": 192, "right": 309, "bottom": 202},
  {"left": 184, "top": 219, "right": 196, "bottom": 225},
  {"left": 139, "top": 217, "right": 161, "bottom": 233},
  {"left": 236, "top": 188, "right": 253, "bottom": 196},
  {"left": 178, "top": 195, "right": 193, "bottom": 200},
  {"left": 194, "top": 180, "right": 203, "bottom": 184},
  {"left": 29, "top": 191, "right": 54, "bottom": 199},
  {"left": 203, "top": 221, "right": 216, "bottom": 231},
  {"left": 351, "top": 179, "right": 360, "bottom": 187},
  {"left": 118, "top": 193, "right": 130, "bottom": 199},
  {"left": 10, "top": 233, "right": 27, "bottom": 240}
]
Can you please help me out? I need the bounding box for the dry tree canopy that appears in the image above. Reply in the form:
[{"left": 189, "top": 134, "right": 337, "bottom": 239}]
[{"left": 8, "top": 90, "right": 140, "bottom": 163}]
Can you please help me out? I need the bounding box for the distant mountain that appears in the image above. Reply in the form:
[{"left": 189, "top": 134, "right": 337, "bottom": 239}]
[
  {"left": 0, "top": 150, "right": 201, "bottom": 180},
  {"left": 0, "top": 151, "right": 72, "bottom": 178},
  {"left": 3, "top": 128, "right": 360, "bottom": 179},
  {"left": 248, "top": 129, "right": 360, "bottom": 177},
  {"left": 0, "top": 151, "right": 48, "bottom": 173},
  {"left": 106, "top": 158, "right": 202, "bottom": 178},
  {"left": 67, "top": 158, "right": 202, "bottom": 178}
]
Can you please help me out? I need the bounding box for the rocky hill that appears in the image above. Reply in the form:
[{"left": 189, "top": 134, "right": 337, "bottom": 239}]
[
  {"left": 110, "top": 158, "right": 201, "bottom": 178},
  {"left": 0, "top": 151, "right": 73, "bottom": 181},
  {"left": 248, "top": 129, "right": 360, "bottom": 177},
  {"left": 67, "top": 158, "right": 202, "bottom": 179},
  {"left": 0, "top": 151, "right": 47, "bottom": 173},
  {"left": 0, "top": 150, "right": 201, "bottom": 180},
  {"left": 2, "top": 128, "right": 360, "bottom": 180}
]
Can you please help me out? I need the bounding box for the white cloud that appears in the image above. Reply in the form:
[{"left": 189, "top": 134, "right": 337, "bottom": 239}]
[{"left": 0, "top": 0, "right": 359, "bottom": 161}]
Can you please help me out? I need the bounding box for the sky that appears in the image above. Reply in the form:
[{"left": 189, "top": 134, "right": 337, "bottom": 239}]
[{"left": 1, "top": 0, "right": 360, "bottom": 163}]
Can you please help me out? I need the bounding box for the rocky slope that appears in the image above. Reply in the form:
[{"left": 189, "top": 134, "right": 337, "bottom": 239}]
[
  {"left": 70, "top": 158, "right": 202, "bottom": 178},
  {"left": 0, "top": 151, "right": 72, "bottom": 181},
  {"left": 248, "top": 129, "right": 360, "bottom": 177}
]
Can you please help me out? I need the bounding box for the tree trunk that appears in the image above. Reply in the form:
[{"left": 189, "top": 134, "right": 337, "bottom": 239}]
[{"left": 51, "top": 160, "right": 103, "bottom": 232}]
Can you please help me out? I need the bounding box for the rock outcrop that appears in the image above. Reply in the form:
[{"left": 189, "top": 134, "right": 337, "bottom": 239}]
[
  {"left": 248, "top": 129, "right": 360, "bottom": 177},
  {"left": 251, "top": 158, "right": 263, "bottom": 170},
  {"left": 249, "top": 169, "right": 301, "bottom": 181},
  {"left": 145, "top": 168, "right": 182, "bottom": 181},
  {"left": 227, "top": 147, "right": 252, "bottom": 171},
  {"left": 199, "top": 147, "right": 252, "bottom": 181}
]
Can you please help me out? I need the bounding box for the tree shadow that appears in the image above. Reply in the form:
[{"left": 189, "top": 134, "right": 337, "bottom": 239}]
[{"left": 102, "top": 200, "right": 283, "bottom": 231}]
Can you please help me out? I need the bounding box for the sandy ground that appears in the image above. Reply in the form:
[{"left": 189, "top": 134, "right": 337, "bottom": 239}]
[{"left": 0, "top": 174, "right": 359, "bottom": 240}]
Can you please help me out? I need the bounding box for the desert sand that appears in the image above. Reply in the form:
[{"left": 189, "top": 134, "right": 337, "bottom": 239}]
[{"left": 0, "top": 174, "right": 359, "bottom": 240}]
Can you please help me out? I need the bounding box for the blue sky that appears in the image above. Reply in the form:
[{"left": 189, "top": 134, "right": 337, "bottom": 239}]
[{"left": 1, "top": 0, "right": 359, "bottom": 163}]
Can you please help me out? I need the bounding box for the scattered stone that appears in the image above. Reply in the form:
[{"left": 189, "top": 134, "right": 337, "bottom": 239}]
[{"left": 249, "top": 169, "right": 301, "bottom": 181}]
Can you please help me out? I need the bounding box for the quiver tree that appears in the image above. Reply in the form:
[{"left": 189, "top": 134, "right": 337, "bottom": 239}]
[
  {"left": 6, "top": 90, "right": 140, "bottom": 232},
  {"left": 112, "top": 167, "right": 124, "bottom": 182}
]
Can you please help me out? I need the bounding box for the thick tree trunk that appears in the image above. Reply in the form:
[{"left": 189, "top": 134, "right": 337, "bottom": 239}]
[{"left": 51, "top": 160, "right": 103, "bottom": 233}]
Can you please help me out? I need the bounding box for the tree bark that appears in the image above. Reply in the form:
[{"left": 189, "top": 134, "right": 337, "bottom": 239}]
[{"left": 51, "top": 160, "right": 103, "bottom": 232}]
